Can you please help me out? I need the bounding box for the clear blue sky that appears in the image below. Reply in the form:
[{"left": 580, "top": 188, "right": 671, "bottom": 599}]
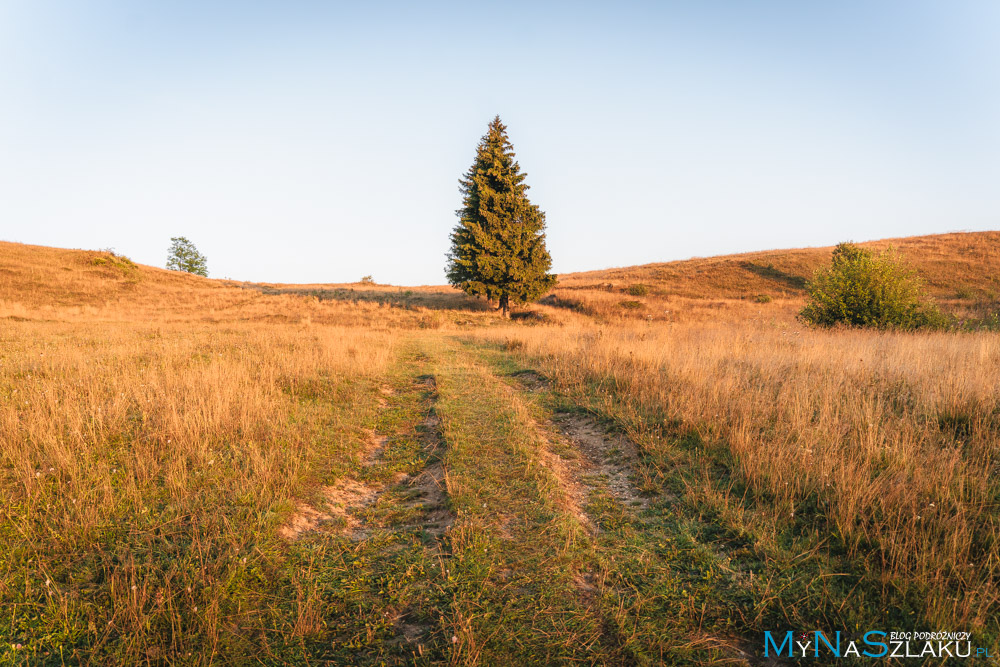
[{"left": 2, "top": 1, "right": 998, "bottom": 285}]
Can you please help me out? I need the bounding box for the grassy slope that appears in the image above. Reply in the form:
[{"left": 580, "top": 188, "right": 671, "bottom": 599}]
[
  {"left": 0, "top": 241, "right": 489, "bottom": 327},
  {"left": 556, "top": 231, "right": 1000, "bottom": 300},
  {"left": 547, "top": 231, "right": 1000, "bottom": 324},
  {"left": 5, "top": 230, "right": 998, "bottom": 320},
  {"left": 2, "top": 233, "right": 1000, "bottom": 663},
  {"left": 0, "top": 329, "right": 743, "bottom": 664}
]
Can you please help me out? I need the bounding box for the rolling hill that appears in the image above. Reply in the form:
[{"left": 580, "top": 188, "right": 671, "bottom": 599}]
[
  {"left": 2, "top": 231, "right": 997, "bottom": 325},
  {"left": 2, "top": 230, "right": 999, "bottom": 663},
  {"left": 557, "top": 230, "right": 1000, "bottom": 299}
]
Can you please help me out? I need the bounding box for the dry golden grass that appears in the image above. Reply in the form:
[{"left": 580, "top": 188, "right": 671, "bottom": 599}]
[
  {"left": 1, "top": 319, "right": 396, "bottom": 655},
  {"left": 0, "top": 240, "right": 491, "bottom": 328},
  {"left": 558, "top": 231, "right": 1000, "bottom": 298},
  {"left": 548, "top": 231, "right": 1000, "bottom": 323},
  {"left": 2, "top": 233, "right": 999, "bottom": 661},
  {"left": 477, "top": 318, "right": 1000, "bottom": 634}
]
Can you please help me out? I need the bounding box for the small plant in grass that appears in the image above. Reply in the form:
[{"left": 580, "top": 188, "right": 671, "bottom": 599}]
[
  {"left": 619, "top": 300, "right": 643, "bottom": 310},
  {"left": 626, "top": 284, "right": 649, "bottom": 297},
  {"left": 754, "top": 294, "right": 772, "bottom": 303},
  {"left": 956, "top": 312, "right": 1000, "bottom": 332},
  {"left": 800, "top": 242, "right": 944, "bottom": 329}
]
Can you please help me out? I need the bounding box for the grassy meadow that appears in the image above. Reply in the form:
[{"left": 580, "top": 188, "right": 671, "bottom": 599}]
[{"left": 2, "top": 235, "right": 999, "bottom": 664}]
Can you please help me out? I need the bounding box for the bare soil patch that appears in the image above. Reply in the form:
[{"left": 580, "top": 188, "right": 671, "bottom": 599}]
[
  {"left": 280, "top": 478, "right": 382, "bottom": 541},
  {"left": 377, "top": 384, "right": 394, "bottom": 407},
  {"left": 551, "top": 413, "right": 648, "bottom": 510},
  {"left": 322, "top": 478, "right": 381, "bottom": 538},
  {"left": 361, "top": 428, "right": 389, "bottom": 464},
  {"left": 278, "top": 502, "right": 330, "bottom": 540}
]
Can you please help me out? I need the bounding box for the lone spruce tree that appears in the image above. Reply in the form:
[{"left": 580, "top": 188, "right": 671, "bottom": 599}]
[{"left": 447, "top": 116, "right": 556, "bottom": 317}]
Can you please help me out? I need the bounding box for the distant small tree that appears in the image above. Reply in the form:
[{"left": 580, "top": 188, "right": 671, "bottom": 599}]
[
  {"left": 800, "top": 242, "right": 942, "bottom": 329},
  {"left": 446, "top": 116, "right": 556, "bottom": 317},
  {"left": 166, "top": 237, "right": 208, "bottom": 277}
]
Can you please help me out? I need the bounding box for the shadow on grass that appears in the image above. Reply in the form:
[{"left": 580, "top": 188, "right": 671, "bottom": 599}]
[
  {"left": 241, "top": 284, "right": 493, "bottom": 312},
  {"left": 740, "top": 261, "right": 808, "bottom": 291}
]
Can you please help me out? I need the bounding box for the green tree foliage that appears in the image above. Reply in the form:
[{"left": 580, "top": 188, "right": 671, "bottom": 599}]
[
  {"left": 800, "top": 242, "right": 943, "bottom": 329},
  {"left": 447, "top": 116, "right": 556, "bottom": 317},
  {"left": 166, "top": 236, "right": 208, "bottom": 277}
]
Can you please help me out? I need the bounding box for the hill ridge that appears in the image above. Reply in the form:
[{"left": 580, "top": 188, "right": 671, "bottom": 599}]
[{"left": 2, "top": 231, "right": 997, "bottom": 324}]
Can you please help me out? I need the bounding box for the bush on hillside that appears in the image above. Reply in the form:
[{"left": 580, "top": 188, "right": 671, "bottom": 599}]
[
  {"left": 91, "top": 250, "right": 137, "bottom": 271},
  {"left": 90, "top": 249, "right": 140, "bottom": 282},
  {"left": 800, "top": 242, "right": 944, "bottom": 329}
]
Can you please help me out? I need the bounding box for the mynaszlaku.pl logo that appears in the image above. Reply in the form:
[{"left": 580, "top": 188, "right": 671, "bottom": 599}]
[{"left": 763, "top": 631, "right": 993, "bottom": 659}]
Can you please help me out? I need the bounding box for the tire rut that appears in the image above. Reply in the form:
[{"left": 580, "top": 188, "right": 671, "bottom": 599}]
[
  {"left": 552, "top": 412, "right": 649, "bottom": 512},
  {"left": 281, "top": 375, "right": 454, "bottom": 544}
]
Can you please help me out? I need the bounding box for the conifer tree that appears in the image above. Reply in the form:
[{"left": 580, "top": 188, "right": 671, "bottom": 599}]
[{"left": 446, "top": 116, "right": 556, "bottom": 317}]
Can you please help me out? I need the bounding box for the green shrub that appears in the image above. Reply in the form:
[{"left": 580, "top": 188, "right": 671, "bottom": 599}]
[
  {"left": 90, "top": 250, "right": 139, "bottom": 279},
  {"left": 619, "top": 300, "right": 644, "bottom": 310},
  {"left": 754, "top": 294, "right": 772, "bottom": 303},
  {"left": 800, "top": 243, "right": 944, "bottom": 329},
  {"left": 626, "top": 284, "right": 649, "bottom": 297}
]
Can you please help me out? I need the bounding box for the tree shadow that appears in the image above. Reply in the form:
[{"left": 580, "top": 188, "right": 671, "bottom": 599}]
[
  {"left": 240, "top": 284, "right": 493, "bottom": 312},
  {"left": 740, "top": 261, "right": 808, "bottom": 290}
]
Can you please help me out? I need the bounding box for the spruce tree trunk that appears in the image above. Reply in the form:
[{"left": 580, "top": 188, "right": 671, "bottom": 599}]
[{"left": 499, "top": 294, "right": 510, "bottom": 318}]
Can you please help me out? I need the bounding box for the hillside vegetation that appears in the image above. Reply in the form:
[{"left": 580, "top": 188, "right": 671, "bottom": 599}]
[
  {"left": 0, "top": 241, "right": 487, "bottom": 327},
  {"left": 549, "top": 231, "right": 1000, "bottom": 323},
  {"left": 3, "top": 231, "right": 998, "bottom": 326},
  {"left": 1, "top": 233, "right": 999, "bottom": 664}
]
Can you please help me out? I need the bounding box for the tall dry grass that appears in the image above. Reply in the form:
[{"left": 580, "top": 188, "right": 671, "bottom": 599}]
[
  {"left": 555, "top": 230, "right": 1000, "bottom": 300},
  {"left": 0, "top": 240, "right": 494, "bottom": 328},
  {"left": 0, "top": 319, "right": 396, "bottom": 659},
  {"left": 545, "top": 230, "right": 1000, "bottom": 327},
  {"left": 478, "top": 319, "right": 1000, "bottom": 634},
  {"left": 4, "top": 234, "right": 999, "bottom": 657}
]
